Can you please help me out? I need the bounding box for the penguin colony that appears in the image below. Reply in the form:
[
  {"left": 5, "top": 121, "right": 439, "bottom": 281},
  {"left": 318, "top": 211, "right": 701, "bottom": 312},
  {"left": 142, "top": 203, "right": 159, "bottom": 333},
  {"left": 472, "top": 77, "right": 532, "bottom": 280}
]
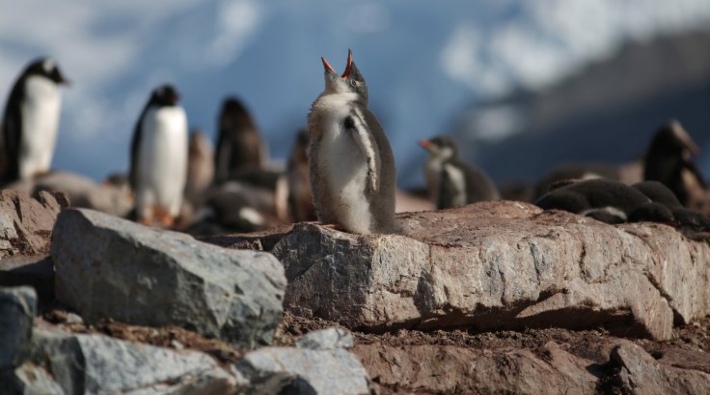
[{"left": 1, "top": 55, "right": 710, "bottom": 239}]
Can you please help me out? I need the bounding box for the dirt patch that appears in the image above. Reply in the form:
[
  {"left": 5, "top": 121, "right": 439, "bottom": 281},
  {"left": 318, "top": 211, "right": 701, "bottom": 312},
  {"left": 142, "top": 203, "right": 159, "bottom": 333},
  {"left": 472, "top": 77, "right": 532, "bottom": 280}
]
[{"left": 40, "top": 309, "right": 245, "bottom": 366}]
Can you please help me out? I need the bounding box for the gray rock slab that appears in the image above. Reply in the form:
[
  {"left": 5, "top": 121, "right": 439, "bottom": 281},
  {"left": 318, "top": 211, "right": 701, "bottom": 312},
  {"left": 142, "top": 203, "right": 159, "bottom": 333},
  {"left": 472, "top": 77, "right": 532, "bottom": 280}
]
[
  {"left": 51, "top": 208, "right": 286, "bottom": 348},
  {"left": 234, "top": 347, "right": 370, "bottom": 395},
  {"left": 214, "top": 201, "right": 710, "bottom": 340},
  {"left": 296, "top": 328, "right": 354, "bottom": 351},
  {"left": 0, "top": 287, "right": 37, "bottom": 369},
  {"left": 32, "top": 329, "right": 240, "bottom": 395}
]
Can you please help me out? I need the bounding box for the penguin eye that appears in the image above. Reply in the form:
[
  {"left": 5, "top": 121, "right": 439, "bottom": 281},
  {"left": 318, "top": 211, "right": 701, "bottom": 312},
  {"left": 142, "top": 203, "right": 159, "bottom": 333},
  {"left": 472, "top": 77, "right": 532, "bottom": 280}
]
[{"left": 349, "top": 80, "right": 358, "bottom": 88}]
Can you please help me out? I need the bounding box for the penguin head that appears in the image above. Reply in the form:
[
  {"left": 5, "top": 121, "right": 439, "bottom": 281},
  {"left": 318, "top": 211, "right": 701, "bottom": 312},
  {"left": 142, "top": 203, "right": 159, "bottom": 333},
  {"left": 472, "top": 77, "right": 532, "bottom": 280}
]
[
  {"left": 646, "top": 120, "right": 699, "bottom": 162},
  {"left": 24, "top": 57, "right": 69, "bottom": 85},
  {"left": 419, "top": 136, "right": 458, "bottom": 161},
  {"left": 149, "top": 84, "right": 180, "bottom": 107},
  {"left": 321, "top": 49, "right": 368, "bottom": 104}
]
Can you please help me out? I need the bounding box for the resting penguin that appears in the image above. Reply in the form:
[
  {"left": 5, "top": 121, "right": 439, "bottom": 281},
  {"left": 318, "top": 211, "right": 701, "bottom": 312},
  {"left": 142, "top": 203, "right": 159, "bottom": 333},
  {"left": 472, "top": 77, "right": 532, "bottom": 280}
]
[
  {"left": 214, "top": 96, "right": 266, "bottom": 185},
  {"left": 308, "top": 49, "right": 397, "bottom": 234},
  {"left": 419, "top": 135, "right": 499, "bottom": 209},
  {"left": 1, "top": 57, "right": 69, "bottom": 184},
  {"left": 643, "top": 120, "right": 705, "bottom": 208},
  {"left": 632, "top": 181, "right": 710, "bottom": 240},
  {"left": 129, "top": 84, "right": 188, "bottom": 227},
  {"left": 534, "top": 178, "right": 671, "bottom": 225}
]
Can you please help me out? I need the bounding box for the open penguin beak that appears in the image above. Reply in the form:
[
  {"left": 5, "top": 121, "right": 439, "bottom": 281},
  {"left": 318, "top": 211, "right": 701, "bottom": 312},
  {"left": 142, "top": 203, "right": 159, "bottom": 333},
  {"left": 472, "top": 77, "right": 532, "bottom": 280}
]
[
  {"left": 419, "top": 139, "right": 433, "bottom": 150},
  {"left": 321, "top": 49, "right": 354, "bottom": 79},
  {"left": 672, "top": 121, "right": 700, "bottom": 156}
]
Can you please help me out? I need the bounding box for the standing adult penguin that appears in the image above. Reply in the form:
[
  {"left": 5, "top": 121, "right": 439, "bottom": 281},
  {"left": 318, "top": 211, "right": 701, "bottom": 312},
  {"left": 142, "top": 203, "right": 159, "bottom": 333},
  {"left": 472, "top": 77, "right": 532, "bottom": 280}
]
[
  {"left": 214, "top": 96, "right": 266, "bottom": 185},
  {"left": 420, "top": 135, "right": 499, "bottom": 209},
  {"left": 308, "top": 49, "right": 397, "bottom": 234},
  {"left": 129, "top": 84, "right": 188, "bottom": 227},
  {"left": 643, "top": 120, "right": 705, "bottom": 208},
  {"left": 1, "top": 57, "right": 69, "bottom": 184}
]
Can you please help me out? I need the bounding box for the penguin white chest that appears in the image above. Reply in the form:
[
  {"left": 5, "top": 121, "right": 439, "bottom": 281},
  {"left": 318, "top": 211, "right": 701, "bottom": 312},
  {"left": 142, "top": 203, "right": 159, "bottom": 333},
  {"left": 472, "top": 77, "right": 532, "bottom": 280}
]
[
  {"left": 19, "top": 76, "right": 61, "bottom": 179},
  {"left": 315, "top": 95, "right": 374, "bottom": 233},
  {"left": 136, "top": 106, "right": 188, "bottom": 217},
  {"left": 424, "top": 157, "right": 444, "bottom": 204}
]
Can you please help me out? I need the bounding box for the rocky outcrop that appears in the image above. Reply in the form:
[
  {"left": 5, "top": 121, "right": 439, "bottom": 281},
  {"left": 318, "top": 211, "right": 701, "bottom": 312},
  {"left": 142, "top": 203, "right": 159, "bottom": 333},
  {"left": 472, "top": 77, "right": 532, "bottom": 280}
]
[
  {"left": 211, "top": 201, "right": 710, "bottom": 340},
  {"left": 51, "top": 208, "right": 287, "bottom": 348},
  {"left": 0, "top": 189, "right": 67, "bottom": 258},
  {"left": 7, "top": 171, "right": 133, "bottom": 217},
  {"left": 235, "top": 333, "right": 370, "bottom": 395},
  {"left": 31, "top": 329, "right": 240, "bottom": 394},
  {"left": 0, "top": 287, "right": 36, "bottom": 370}
]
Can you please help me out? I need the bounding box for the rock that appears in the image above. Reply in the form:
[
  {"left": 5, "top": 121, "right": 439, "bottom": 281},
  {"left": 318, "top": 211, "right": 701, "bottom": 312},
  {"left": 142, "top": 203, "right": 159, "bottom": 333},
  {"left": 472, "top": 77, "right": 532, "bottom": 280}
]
[
  {"left": 611, "top": 341, "right": 710, "bottom": 394},
  {"left": 1, "top": 362, "right": 66, "bottom": 395},
  {"left": 0, "top": 287, "right": 37, "bottom": 370},
  {"left": 209, "top": 201, "right": 710, "bottom": 340},
  {"left": 354, "top": 341, "right": 598, "bottom": 394},
  {"left": 234, "top": 347, "right": 370, "bottom": 395},
  {"left": 31, "top": 329, "right": 240, "bottom": 394},
  {"left": 296, "top": 328, "right": 354, "bottom": 351},
  {"left": 0, "top": 190, "right": 67, "bottom": 258},
  {"left": 51, "top": 208, "right": 286, "bottom": 347},
  {"left": 0, "top": 256, "right": 54, "bottom": 305},
  {"left": 33, "top": 171, "right": 134, "bottom": 217}
]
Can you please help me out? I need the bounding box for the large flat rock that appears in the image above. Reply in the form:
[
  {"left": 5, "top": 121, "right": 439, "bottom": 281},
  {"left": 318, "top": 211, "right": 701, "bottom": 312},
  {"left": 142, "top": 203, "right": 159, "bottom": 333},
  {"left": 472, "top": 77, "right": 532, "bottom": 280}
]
[
  {"left": 210, "top": 201, "right": 710, "bottom": 340},
  {"left": 52, "top": 208, "right": 287, "bottom": 348}
]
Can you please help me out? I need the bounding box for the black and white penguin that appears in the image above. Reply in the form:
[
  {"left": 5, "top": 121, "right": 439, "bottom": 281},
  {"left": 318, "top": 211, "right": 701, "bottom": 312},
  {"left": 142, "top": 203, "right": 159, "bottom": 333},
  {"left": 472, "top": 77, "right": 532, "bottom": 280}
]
[
  {"left": 287, "top": 128, "right": 316, "bottom": 222},
  {"left": 643, "top": 120, "right": 705, "bottom": 208},
  {"left": 534, "top": 178, "right": 670, "bottom": 225},
  {"left": 214, "top": 96, "right": 266, "bottom": 185},
  {"left": 129, "top": 84, "right": 188, "bottom": 227},
  {"left": 308, "top": 49, "right": 397, "bottom": 234},
  {"left": 419, "top": 135, "right": 499, "bottom": 210},
  {"left": 1, "top": 57, "right": 69, "bottom": 184}
]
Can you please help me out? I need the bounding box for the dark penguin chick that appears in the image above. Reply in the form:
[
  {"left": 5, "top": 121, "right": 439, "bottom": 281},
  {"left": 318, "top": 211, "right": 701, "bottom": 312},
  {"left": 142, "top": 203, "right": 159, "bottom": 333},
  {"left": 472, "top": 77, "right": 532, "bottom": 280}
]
[
  {"left": 308, "top": 49, "right": 397, "bottom": 234},
  {"left": 534, "top": 163, "right": 620, "bottom": 200},
  {"left": 643, "top": 120, "right": 705, "bottom": 207},
  {"left": 287, "top": 128, "right": 316, "bottom": 222},
  {"left": 185, "top": 129, "right": 215, "bottom": 207},
  {"left": 1, "top": 57, "right": 69, "bottom": 184},
  {"left": 420, "top": 136, "right": 499, "bottom": 210},
  {"left": 214, "top": 96, "right": 266, "bottom": 185},
  {"left": 535, "top": 178, "right": 652, "bottom": 224},
  {"left": 633, "top": 180, "right": 710, "bottom": 239},
  {"left": 129, "top": 84, "right": 188, "bottom": 228}
]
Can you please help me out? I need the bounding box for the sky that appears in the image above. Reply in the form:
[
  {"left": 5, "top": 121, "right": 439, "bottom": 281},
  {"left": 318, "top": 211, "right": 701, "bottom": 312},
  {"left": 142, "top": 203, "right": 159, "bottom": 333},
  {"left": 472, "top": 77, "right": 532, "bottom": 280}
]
[{"left": 2, "top": 0, "right": 710, "bottom": 187}]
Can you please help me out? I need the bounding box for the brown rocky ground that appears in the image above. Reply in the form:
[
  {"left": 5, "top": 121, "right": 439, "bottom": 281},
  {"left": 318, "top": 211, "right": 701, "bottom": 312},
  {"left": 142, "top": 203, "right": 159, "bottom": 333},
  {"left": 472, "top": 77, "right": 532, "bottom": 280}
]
[{"left": 37, "top": 298, "right": 710, "bottom": 394}]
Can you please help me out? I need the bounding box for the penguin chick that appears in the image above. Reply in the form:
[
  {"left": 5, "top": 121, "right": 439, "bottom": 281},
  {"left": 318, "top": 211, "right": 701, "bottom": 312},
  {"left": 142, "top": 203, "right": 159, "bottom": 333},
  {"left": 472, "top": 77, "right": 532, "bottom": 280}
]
[
  {"left": 287, "top": 128, "right": 316, "bottom": 222},
  {"left": 308, "top": 49, "right": 397, "bottom": 234},
  {"left": 643, "top": 120, "right": 705, "bottom": 207},
  {"left": 214, "top": 96, "right": 266, "bottom": 185},
  {"left": 632, "top": 180, "right": 710, "bottom": 239},
  {"left": 420, "top": 135, "right": 499, "bottom": 209},
  {"left": 129, "top": 84, "right": 188, "bottom": 228},
  {"left": 185, "top": 129, "right": 215, "bottom": 207},
  {"left": 535, "top": 178, "right": 652, "bottom": 224},
  {"left": 1, "top": 57, "right": 69, "bottom": 184}
]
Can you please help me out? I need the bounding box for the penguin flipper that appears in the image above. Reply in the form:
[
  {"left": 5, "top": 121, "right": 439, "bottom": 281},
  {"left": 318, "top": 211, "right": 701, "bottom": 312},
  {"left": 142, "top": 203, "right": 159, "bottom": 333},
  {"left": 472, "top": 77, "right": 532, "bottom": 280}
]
[
  {"left": 128, "top": 111, "right": 145, "bottom": 190},
  {"left": 344, "top": 111, "right": 379, "bottom": 193}
]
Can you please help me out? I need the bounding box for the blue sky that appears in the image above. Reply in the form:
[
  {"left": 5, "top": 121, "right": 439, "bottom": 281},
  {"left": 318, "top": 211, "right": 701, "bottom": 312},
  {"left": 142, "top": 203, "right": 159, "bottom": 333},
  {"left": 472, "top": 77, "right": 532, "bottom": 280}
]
[{"left": 2, "top": 0, "right": 710, "bottom": 187}]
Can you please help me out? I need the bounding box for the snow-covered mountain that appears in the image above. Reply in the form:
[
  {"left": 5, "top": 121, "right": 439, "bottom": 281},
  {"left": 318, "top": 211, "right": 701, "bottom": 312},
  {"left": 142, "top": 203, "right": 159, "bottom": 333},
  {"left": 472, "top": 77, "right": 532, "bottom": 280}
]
[{"left": 2, "top": 0, "right": 710, "bottom": 188}]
